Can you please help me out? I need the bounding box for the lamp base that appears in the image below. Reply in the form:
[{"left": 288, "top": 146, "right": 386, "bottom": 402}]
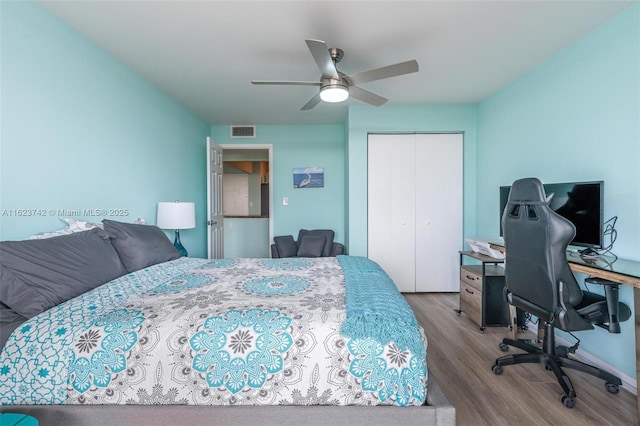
[{"left": 173, "top": 230, "right": 188, "bottom": 257}]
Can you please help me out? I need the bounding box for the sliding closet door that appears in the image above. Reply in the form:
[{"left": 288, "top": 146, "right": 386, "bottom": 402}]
[
  {"left": 368, "top": 133, "right": 462, "bottom": 293},
  {"left": 368, "top": 134, "right": 416, "bottom": 292},
  {"left": 414, "top": 133, "right": 462, "bottom": 292}
]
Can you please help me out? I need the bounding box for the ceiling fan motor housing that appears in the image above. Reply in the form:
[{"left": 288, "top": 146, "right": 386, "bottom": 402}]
[{"left": 321, "top": 76, "right": 348, "bottom": 88}]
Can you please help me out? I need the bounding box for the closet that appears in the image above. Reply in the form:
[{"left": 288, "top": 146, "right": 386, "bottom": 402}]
[{"left": 367, "top": 133, "right": 463, "bottom": 292}]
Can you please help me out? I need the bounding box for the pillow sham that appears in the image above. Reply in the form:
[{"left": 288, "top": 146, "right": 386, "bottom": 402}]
[
  {"left": 274, "top": 235, "right": 297, "bottom": 258},
  {"left": 0, "top": 301, "right": 27, "bottom": 327},
  {"left": 0, "top": 228, "right": 127, "bottom": 318},
  {"left": 296, "top": 235, "right": 326, "bottom": 257},
  {"left": 102, "top": 219, "right": 180, "bottom": 273},
  {"left": 0, "top": 302, "right": 28, "bottom": 351}
]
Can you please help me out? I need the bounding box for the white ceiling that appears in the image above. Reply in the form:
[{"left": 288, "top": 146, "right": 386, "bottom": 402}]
[{"left": 39, "top": 0, "right": 636, "bottom": 126}]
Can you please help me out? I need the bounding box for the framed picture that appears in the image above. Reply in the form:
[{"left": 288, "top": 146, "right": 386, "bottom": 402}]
[{"left": 293, "top": 167, "right": 324, "bottom": 188}]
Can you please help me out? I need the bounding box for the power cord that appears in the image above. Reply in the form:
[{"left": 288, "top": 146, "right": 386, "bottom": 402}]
[
  {"left": 524, "top": 315, "right": 580, "bottom": 354},
  {"left": 598, "top": 216, "right": 618, "bottom": 261},
  {"left": 566, "top": 331, "right": 580, "bottom": 354},
  {"left": 573, "top": 216, "right": 618, "bottom": 262}
]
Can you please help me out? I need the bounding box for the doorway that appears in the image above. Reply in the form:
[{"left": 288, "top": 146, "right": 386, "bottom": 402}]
[{"left": 220, "top": 144, "right": 273, "bottom": 258}]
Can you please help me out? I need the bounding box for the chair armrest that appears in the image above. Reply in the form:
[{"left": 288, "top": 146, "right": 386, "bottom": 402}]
[
  {"left": 271, "top": 244, "right": 280, "bottom": 258},
  {"left": 331, "top": 242, "right": 345, "bottom": 256},
  {"left": 585, "top": 277, "right": 623, "bottom": 333}
]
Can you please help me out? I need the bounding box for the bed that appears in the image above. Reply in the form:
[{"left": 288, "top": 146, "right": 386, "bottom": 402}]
[{"left": 0, "top": 220, "right": 455, "bottom": 425}]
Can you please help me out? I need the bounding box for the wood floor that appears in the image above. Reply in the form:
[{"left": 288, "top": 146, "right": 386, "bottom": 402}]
[{"left": 405, "top": 293, "right": 638, "bottom": 426}]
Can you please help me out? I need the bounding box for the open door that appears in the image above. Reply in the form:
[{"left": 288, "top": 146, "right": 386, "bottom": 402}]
[
  {"left": 207, "top": 137, "right": 224, "bottom": 259},
  {"left": 220, "top": 144, "right": 273, "bottom": 258}
]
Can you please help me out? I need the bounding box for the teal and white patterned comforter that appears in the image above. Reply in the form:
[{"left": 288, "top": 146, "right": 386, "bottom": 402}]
[{"left": 0, "top": 256, "right": 427, "bottom": 407}]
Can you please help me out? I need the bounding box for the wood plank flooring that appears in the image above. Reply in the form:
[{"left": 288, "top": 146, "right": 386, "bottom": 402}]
[{"left": 405, "top": 293, "right": 637, "bottom": 426}]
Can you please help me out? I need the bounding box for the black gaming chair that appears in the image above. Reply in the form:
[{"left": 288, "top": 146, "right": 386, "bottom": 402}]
[{"left": 492, "top": 177, "right": 630, "bottom": 408}]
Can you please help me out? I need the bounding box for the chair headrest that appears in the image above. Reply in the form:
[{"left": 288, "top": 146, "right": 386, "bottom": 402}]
[{"left": 508, "top": 177, "right": 547, "bottom": 204}]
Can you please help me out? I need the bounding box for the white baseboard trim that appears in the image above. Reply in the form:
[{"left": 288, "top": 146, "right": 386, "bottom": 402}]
[{"left": 524, "top": 323, "right": 637, "bottom": 395}]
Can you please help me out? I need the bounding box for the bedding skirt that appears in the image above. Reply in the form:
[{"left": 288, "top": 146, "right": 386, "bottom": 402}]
[{"left": 1, "top": 256, "right": 428, "bottom": 408}]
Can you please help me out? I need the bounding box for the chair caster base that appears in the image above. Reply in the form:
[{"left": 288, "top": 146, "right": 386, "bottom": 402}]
[
  {"left": 606, "top": 382, "right": 619, "bottom": 394},
  {"left": 561, "top": 394, "right": 575, "bottom": 408}
]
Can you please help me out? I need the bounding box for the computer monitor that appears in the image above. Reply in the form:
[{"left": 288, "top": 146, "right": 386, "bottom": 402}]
[{"left": 499, "top": 181, "right": 604, "bottom": 250}]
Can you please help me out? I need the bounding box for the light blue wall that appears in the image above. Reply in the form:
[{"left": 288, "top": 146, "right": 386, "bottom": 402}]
[
  {"left": 345, "top": 105, "right": 477, "bottom": 256},
  {"left": 210, "top": 125, "right": 346, "bottom": 245},
  {"left": 3, "top": 0, "right": 637, "bottom": 383},
  {"left": 476, "top": 5, "right": 640, "bottom": 379},
  {"left": 223, "top": 218, "right": 270, "bottom": 258},
  {"left": 0, "top": 3, "right": 210, "bottom": 257}
]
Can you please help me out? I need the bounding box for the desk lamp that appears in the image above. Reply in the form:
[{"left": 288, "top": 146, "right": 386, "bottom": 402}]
[{"left": 157, "top": 201, "right": 195, "bottom": 256}]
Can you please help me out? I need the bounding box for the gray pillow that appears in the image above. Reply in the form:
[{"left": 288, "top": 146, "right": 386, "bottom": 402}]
[
  {"left": 0, "top": 301, "right": 26, "bottom": 324},
  {"left": 274, "top": 235, "right": 297, "bottom": 258},
  {"left": 103, "top": 219, "right": 180, "bottom": 273},
  {"left": 297, "top": 229, "right": 334, "bottom": 257},
  {"left": 0, "top": 228, "right": 128, "bottom": 318},
  {"left": 296, "top": 235, "right": 326, "bottom": 257},
  {"left": 0, "top": 301, "right": 28, "bottom": 350}
]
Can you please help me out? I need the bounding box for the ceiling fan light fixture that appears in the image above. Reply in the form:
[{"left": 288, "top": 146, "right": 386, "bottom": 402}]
[{"left": 320, "top": 84, "right": 349, "bottom": 103}]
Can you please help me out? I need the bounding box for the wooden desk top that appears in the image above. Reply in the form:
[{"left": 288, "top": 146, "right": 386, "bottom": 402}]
[
  {"left": 486, "top": 241, "right": 640, "bottom": 289},
  {"left": 567, "top": 256, "right": 640, "bottom": 288},
  {"left": 459, "top": 250, "right": 504, "bottom": 264}
]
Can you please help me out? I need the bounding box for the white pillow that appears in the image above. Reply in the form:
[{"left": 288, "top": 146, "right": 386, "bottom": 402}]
[
  {"left": 27, "top": 217, "right": 102, "bottom": 240},
  {"left": 61, "top": 217, "right": 103, "bottom": 232},
  {"left": 27, "top": 227, "right": 74, "bottom": 240}
]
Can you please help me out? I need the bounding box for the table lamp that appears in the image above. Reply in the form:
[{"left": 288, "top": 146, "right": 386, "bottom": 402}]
[{"left": 157, "top": 201, "right": 196, "bottom": 256}]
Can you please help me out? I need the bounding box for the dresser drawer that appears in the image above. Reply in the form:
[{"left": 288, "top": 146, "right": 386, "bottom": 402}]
[
  {"left": 460, "top": 266, "right": 482, "bottom": 291},
  {"left": 460, "top": 281, "right": 482, "bottom": 327}
]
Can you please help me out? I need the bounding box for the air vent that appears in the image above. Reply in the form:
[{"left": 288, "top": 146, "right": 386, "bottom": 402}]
[{"left": 230, "top": 125, "right": 256, "bottom": 138}]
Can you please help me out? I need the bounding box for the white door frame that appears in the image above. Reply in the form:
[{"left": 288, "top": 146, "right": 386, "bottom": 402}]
[
  {"left": 207, "top": 137, "right": 224, "bottom": 259},
  {"left": 220, "top": 143, "right": 274, "bottom": 252}
]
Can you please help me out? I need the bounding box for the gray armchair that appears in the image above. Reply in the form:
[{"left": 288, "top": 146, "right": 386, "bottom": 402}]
[{"left": 271, "top": 229, "right": 345, "bottom": 258}]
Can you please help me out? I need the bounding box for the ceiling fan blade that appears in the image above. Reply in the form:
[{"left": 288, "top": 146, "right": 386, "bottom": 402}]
[
  {"left": 349, "top": 86, "right": 388, "bottom": 107},
  {"left": 347, "top": 60, "right": 419, "bottom": 85},
  {"left": 305, "top": 39, "right": 339, "bottom": 80},
  {"left": 301, "top": 93, "right": 322, "bottom": 110},
  {"left": 252, "top": 80, "right": 321, "bottom": 86}
]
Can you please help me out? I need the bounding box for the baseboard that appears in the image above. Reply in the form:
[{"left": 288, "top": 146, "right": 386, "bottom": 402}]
[{"left": 524, "top": 323, "right": 637, "bottom": 395}]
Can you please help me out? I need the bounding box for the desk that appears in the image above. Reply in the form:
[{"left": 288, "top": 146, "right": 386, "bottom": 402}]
[
  {"left": 458, "top": 251, "right": 508, "bottom": 332},
  {"left": 488, "top": 241, "right": 640, "bottom": 288},
  {"left": 487, "top": 240, "right": 640, "bottom": 419}
]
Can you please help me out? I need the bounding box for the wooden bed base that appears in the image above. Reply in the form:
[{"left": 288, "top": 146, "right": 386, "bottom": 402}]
[{"left": 1, "top": 377, "right": 455, "bottom": 426}]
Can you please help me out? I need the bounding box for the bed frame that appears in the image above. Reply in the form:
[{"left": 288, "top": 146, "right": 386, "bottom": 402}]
[{"left": 1, "top": 376, "right": 454, "bottom": 426}]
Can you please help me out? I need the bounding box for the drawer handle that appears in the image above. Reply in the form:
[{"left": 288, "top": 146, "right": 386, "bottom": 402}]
[
  {"left": 465, "top": 288, "right": 474, "bottom": 295},
  {"left": 466, "top": 275, "right": 476, "bottom": 281}
]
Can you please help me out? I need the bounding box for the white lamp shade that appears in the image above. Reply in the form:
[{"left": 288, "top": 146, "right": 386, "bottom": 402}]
[{"left": 157, "top": 202, "right": 196, "bottom": 229}]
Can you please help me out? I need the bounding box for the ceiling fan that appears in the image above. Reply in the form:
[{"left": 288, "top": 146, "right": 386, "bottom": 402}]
[{"left": 251, "top": 39, "right": 419, "bottom": 110}]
